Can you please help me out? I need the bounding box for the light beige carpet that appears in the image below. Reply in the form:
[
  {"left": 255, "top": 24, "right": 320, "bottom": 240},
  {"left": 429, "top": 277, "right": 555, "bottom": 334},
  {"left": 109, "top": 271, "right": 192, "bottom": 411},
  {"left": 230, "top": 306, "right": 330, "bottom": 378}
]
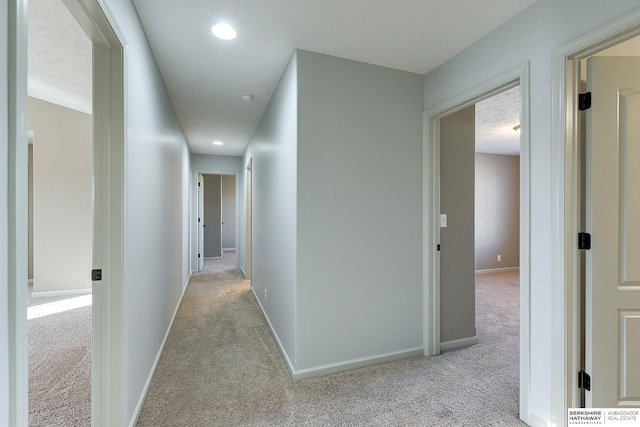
[
  {"left": 196, "top": 249, "right": 237, "bottom": 274},
  {"left": 137, "top": 270, "right": 525, "bottom": 426},
  {"left": 28, "top": 286, "right": 91, "bottom": 427}
]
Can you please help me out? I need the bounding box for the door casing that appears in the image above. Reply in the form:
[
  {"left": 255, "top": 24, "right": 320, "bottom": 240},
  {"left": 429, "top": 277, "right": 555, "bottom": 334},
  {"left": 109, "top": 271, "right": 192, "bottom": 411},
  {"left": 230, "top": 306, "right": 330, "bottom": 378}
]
[
  {"left": 552, "top": 8, "right": 640, "bottom": 422},
  {"left": 8, "top": 0, "right": 127, "bottom": 424},
  {"left": 423, "top": 63, "right": 531, "bottom": 423}
]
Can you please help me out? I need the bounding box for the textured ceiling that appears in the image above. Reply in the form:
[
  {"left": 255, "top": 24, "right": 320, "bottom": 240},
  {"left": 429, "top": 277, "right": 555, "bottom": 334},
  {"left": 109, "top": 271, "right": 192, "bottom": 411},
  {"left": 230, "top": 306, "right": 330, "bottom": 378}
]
[
  {"left": 476, "top": 86, "right": 520, "bottom": 156},
  {"left": 28, "top": 0, "right": 92, "bottom": 114},
  {"left": 132, "top": 0, "right": 538, "bottom": 156}
]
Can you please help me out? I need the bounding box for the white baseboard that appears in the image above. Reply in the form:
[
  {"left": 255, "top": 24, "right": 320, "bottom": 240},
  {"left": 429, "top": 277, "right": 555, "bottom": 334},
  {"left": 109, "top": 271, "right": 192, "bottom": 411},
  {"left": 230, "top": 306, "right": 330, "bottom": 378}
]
[
  {"left": 440, "top": 335, "right": 479, "bottom": 351},
  {"left": 475, "top": 266, "right": 520, "bottom": 274},
  {"left": 526, "top": 412, "right": 549, "bottom": 427},
  {"left": 128, "top": 273, "right": 191, "bottom": 427},
  {"left": 250, "top": 287, "right": 297, "bottom": 377},
  {"left": 222, "top": 248, "right": 236, "bottom": 252},
  {"left": 204, "top": 256, "right": 222, "bottom": 260},
  {"left": 250, "top": 288, "right": 424, "bottom": 382},
  {"left": 31, "top": 288, "right": 92, "bottom": 298},
  {"left": 291, "top": 347, "right": 424, "bottom": 381},
  {"left": 240, "top": 267, "right": 247, "bottom": 278},
  {"left": 27, "top": 279, "right": 33, "bottom": 284}
]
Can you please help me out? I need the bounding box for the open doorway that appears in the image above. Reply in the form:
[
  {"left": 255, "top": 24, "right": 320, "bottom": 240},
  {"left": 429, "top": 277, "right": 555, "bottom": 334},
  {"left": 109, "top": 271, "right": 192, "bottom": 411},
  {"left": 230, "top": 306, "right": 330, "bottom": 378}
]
[
  {"left": 555, "top": 25, "right": 640, "bottom": 410},
  {"left": 424, "top": 64, "right": 530, "bottom": 421},
  {"left": 27, "top": 0, "right": 93, "bottom": 424},
  {"left": 197, "top": 173, "right": 238, "bottom": 274}
]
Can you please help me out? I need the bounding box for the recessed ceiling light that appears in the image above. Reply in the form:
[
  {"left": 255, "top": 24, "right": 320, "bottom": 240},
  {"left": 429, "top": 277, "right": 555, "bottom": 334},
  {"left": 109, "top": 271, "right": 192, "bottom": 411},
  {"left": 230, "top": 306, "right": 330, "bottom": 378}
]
[
  {"left": 211, "top": 23, "right": 236, "bottom": 40},
  {"left": 240, "top": 92, "right": 254, "bottom": 102},
  {"left": 213, "top": 140, "right": 224, "bottom": 146}
]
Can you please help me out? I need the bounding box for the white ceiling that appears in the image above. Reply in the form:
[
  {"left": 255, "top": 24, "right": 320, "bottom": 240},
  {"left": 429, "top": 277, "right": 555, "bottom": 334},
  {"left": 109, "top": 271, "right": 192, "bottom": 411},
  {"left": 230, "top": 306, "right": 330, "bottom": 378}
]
[
  {"left": 27, "top": 0, "right": 537, "bottom": 156},
  {"left": 28, "top": 0, "right": 92, "bottom": 114},
  {"left": 131, "top": 0, "right": 537, "bottom": 156},
  {"left": 476, "top": 86, "right": 520, "bottom": 156}
]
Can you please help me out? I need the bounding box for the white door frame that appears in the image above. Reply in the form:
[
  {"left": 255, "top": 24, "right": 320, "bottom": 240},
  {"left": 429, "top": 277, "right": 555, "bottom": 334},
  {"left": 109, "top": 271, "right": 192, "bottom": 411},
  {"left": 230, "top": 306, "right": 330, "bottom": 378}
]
[
  {"left": 191, "top": 170, "right": 240, "bottom": 273},
  {"left": 423, "top": 63, "right": 531, "bottom": 422},
  {"left": 8, "top": 0, "right": 127, "bottom": 424},
  {"left": 551, "top": 8, "right": 640, "bottom": 423}
]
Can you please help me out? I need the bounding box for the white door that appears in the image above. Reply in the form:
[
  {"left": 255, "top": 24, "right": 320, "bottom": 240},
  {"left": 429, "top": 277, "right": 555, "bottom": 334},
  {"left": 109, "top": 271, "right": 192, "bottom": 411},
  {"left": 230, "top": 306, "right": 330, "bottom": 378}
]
[
  {"left": 585, "top": 56, "right": 640, "bottom": 407},
  {"left": 198, "top": 173, "right": 205, "bottom": 272}
]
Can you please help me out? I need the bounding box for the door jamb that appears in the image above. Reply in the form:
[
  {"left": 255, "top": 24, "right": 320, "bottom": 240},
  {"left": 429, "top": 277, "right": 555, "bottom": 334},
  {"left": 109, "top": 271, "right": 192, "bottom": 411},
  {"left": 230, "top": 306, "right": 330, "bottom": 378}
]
[
  {"left": 423, "top": 63, "right": 531, "bottom": 422},
  {"left": 8, "top": 0, "right": 128, "bottom": 424},
  {"left": 191, "top": 170, "right": 241, "bottom": 273},
  {"left": 551, "top": 8, "right": 640, "bottom": 423}
]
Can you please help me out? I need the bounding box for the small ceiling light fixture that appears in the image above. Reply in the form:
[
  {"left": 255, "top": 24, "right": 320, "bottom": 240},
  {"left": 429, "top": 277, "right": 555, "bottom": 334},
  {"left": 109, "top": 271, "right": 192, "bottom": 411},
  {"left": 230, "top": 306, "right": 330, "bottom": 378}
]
[
  {"left": 211, "top": 23, "right": 236, "bottom": 40},
  {"left": 213, "top": 140, "right": 224, "bottom": 146},
  {"left": 513, "top": 124, "right": 521, "bottom": 132},
  {"left": 240, "top": 92, "right": 254, "bottom": 102}
]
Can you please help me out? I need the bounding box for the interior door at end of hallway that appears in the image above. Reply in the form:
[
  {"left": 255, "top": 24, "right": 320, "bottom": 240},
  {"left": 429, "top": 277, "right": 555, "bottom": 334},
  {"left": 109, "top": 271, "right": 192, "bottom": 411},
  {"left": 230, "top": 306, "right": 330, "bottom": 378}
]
[
  {"left": 198, "top": 174, "right": 204, "bottom": 272},
  {"left": 585, "top": 56, "right": 640, "bottom": 408}
]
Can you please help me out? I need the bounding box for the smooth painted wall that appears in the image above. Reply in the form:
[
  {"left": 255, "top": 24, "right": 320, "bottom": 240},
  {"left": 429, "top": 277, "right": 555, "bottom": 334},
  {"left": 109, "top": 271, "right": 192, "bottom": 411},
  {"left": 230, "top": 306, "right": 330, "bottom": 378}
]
[
  {"left": 104, "top": 0, "right": 192, "bottom": 423},
  {"left": 439, "top": 106, "right": 476, "bottom": 344},
  {"left": 423, "top": 0, "right": 640, "bottom": 423},
  {"left": 203, "top": 174, "right": 221, "bottom": 257},
  {"left": 475, "top": 153, "right": 519, "bottom": 270},
  {"left": 242, "top": 52, "right": 298, "bottom": 365},
  {"left": 295, "top": 51, "right": 423, "bottom": 370},
  {"left": 29, "top": 97, "right": 92, "bottom": 294},
  {"left": 221, "top": 174, "right": 236, "bottom": 249},
  {"left": 0, "top": 0, "right": 10, "bottom": 419}
]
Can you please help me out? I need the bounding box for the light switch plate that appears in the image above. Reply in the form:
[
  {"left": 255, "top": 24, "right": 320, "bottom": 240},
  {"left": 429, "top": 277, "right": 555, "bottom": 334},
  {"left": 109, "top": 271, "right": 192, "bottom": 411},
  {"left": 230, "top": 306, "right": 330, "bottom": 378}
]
[{"left": 440, "top": 214, "right": 447, "bottom": 228}]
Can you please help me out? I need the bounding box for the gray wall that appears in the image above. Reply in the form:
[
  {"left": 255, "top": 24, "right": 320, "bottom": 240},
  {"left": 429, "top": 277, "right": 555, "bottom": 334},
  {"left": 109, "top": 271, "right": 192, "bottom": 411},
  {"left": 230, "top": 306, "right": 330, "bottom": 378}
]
[
  {"left": 203, "top": 174, "right": 221, "bottom": 257},
  {"left": 423, "top": 0, "right": 640, "bottom": 422},
  {"left": 103, "top": 0, "right": 192, "bottom": 423},
  {"left": 242, "top": 51, "right": 298, "bottom": 365},
  {"left": 439, "top": 106, "right": 476, "bottom": 343},
  {"left": 29, "top": 97, "right": 92, "bottom": 294},
  {"left": 221, "top": 175, "right": 236, "bottom": 250},
  {"left": 0, "top": 1, "right": 9, "bottom": 419},
  {"left": 475, "top": 153, "right": 519, "bottom": 270},
  {"left": 28, "top": 144, "right": 33, "bottom": 280},
  {"left": 295, "top": 51, "right": 424, "bottom": 370}
]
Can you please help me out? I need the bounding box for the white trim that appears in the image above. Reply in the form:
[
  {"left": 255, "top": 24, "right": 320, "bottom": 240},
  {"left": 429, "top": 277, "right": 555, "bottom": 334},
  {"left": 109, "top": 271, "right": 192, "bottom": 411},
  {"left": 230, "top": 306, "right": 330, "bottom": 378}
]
[
  {"left": 423, "top": 62, "right": 531, "bottom": 424},
  {"left": 27, "top": 279, "right": 33, "bottom": 284},
  {"left": 292, "top": 347, "right": 425, "bottom": 381},
  {"left": 32, "top": 288, "right": 92, "bottom": 298},
  {"left": 128, "top": 274, "right": 191, "bottom": 427},
  {"left": 7, "top": 0, "right": 29, "bottom": 424},
  {"left": 475, "top": 267, "right": 520, "bottom": 274},
  {"left": 250, "top": 286, "right": 421, "bottom": 381},
  {"left": 222, "top": 247, "right": 236, "bottom": 252},
  {"left": 440, "top": 335, "right": 479, "bottom": 351},
  {"left": 551, "top": 9, "right": 640, "bottom": 426},
  {"left": 251, "top": 287, "right": 297, "bottom": 376}
]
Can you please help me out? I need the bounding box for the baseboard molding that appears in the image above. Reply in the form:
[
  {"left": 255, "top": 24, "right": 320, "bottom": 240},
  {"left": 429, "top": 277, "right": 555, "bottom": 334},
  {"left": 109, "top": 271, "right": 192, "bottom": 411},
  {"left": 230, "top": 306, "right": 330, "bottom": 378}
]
[
  {"left": 128, "top": 273, "right": 191, "bottom": 427},
  {"left": 440, "top": 335, "right": 479, "bottom": 351},
  {"left": 222, "top": 248, "right": 236, "bottom": 252},
  {"left": 31, "top": 288, "right": 92, "bottom": 298},
  {"left": 250, "top": 288, "right": 424, "bottom": 382},
  {"left": 240, "top": 267, "right": 247, "bottom": 278},
  {"left": 475, "top": 266, "right": 520, "bottom": 274},
  {"left": 526, "top": 412, "right": 549, "bottom": 427},
  {"left": 291, "top": 347, "right": 424, "bottom": 381},
  {"left": 204, "top": 256, "right": 223, "bottom": 260},
  {"left": 250, "top": 287, "right": 297, "bottom": 378},
  {"left": 27, "top": 279, "right": 33, "bottom": 284}
]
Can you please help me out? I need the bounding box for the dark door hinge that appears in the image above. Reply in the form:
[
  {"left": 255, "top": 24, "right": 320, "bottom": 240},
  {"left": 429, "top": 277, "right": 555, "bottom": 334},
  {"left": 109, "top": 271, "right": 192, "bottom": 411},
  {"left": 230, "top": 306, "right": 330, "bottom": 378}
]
[
  {"left": 578, "top": 232, "right": 591, "bottom": 250},
  {"left": 579, "top": 92, "right": 592, "bottom": 111},
  {"left": 198, "top": 182, "right": 201, "bottom": 187},
  {"left": 578, "top": 370, "right": 591, "bottom": 391},
  {"left": 198, "top": 253, "right": 201, "bottom": 259},
  {"left": 91, "top": 269, "right": 102, "bottom": 281},
  {"left": 437, "top": 244, "right": 441, "bottom": 251}
]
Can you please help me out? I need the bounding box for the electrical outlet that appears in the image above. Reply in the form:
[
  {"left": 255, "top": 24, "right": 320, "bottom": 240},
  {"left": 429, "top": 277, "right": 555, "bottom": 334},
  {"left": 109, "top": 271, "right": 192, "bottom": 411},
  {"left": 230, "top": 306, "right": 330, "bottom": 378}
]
[
  {"left": 497, "top": 254, "right": 502, "bottom": 262},
  {"left": 264, "top": 289, "right": 267, "bottom": 300}
]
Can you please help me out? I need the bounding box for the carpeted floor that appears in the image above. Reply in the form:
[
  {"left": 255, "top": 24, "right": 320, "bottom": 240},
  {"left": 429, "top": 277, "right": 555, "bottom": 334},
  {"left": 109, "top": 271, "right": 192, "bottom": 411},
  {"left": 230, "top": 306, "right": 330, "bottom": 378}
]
[
  {"left": 137, "top": 269, "right": 524, "bottom": 426},
  {"left": 196, "top": 249, "right": 237, "bottom": 274},
  {"left": 28, "top": 285, "right": 92, "bottom": 427}
]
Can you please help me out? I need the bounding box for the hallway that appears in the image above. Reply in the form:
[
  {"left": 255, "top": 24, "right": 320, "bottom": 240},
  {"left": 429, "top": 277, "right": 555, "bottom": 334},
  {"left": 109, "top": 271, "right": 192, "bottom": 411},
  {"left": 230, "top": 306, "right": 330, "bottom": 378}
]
[{"left": 136, "top": 271, "right": 523, "bottom": 426}]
